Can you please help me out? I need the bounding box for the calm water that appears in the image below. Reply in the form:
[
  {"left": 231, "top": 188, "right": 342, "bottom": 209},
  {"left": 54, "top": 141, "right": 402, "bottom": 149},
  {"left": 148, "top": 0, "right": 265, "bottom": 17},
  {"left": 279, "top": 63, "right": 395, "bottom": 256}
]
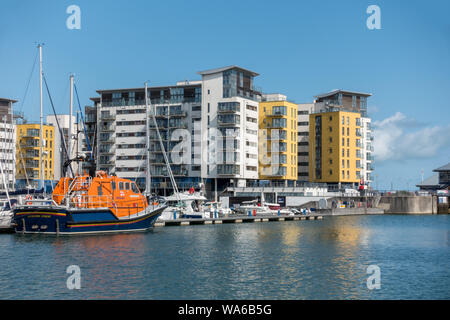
[{"left": 0, "top": 215, "right": 449, "bottom": 299}]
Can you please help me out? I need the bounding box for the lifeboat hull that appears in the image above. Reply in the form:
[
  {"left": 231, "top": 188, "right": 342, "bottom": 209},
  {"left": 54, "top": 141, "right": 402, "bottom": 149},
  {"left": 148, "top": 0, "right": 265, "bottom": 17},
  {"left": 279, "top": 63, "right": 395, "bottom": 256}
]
[{"left": 12, "top": 205, "right": 167, "bottom": 235}]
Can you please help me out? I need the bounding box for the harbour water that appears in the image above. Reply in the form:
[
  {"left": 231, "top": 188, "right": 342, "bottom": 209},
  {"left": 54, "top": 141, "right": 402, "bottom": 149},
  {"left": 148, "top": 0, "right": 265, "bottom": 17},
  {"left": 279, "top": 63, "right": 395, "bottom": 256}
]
[{"left": 0, "top": 215, "right": 448, "bottom": 299}]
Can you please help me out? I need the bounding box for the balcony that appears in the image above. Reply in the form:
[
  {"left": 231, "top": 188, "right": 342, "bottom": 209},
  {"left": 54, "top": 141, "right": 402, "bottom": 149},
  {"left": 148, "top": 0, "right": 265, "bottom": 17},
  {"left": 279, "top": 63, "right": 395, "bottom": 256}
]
[
  {"left": 99, "top": 160, "right": 114, "bottom": 166},
  {"left": 268, "top": 107, "right": 287, "bottom": 117},
  {"left": 269, "top": 142, "right": 287, "bottom": 153},
  {"left": 218, "top": 115, "right": 240, "bottom": 126},
  {"left": 267, "top": 130, "right": 287, "bottom": 140},
  {"left": 99, "top": 148, "right": 115, "bottom": 155},
  {"left": 218, "top": 102, "right": 240, "bottom": 113},
  {"left": 100, "top": 113, "right": 115, "bottom": 121},
  {"left": 99, "top": 125, "right": 115, "bottom": 132},
  {"left": 217, "top": 164, "right": 240, "bottom": 176}
]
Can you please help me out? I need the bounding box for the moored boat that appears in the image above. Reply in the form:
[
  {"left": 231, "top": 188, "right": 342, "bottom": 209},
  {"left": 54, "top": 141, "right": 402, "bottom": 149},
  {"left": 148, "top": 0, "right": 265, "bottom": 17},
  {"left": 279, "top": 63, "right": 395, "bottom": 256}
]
[{"left": 12, "top": 171, "right": 167, "bottom": 235}]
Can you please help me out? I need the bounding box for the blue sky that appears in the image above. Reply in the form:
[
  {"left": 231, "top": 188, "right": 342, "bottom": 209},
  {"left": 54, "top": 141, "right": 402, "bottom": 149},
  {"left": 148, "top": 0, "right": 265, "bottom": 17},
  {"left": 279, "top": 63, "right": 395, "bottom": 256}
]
[{"left": 1, "top": 0, "right": 449, "bottom": 190}]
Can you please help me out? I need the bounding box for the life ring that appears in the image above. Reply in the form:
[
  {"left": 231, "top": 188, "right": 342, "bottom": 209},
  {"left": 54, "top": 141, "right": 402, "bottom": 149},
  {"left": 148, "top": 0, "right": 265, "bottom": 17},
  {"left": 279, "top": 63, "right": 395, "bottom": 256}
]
[{"left": 25, "top": 194, "right": 32, "bottom": 205}]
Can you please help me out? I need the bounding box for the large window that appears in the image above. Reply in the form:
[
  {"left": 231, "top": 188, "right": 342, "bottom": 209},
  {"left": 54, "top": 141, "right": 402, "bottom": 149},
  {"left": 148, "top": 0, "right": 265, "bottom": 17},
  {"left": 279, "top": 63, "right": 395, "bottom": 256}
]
[
  {"left": 271, "top": 118, "right": 287, "bottom": 128},
  {"left": 272, "top": 106, "right": 287, "bottom": 116}
]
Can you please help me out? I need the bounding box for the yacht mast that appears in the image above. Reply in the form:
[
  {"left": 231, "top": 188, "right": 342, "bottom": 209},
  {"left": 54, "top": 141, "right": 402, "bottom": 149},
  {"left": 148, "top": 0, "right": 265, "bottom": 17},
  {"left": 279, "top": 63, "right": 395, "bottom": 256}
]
[
  {"left": 68, "top": 74, "right": 74, "bottom": 177},
  {"left": 145, "top": 82, "right": 151, "bottom": 196},
  {"left": 38, "top": 43, "right": 44, "bottom": 191}
]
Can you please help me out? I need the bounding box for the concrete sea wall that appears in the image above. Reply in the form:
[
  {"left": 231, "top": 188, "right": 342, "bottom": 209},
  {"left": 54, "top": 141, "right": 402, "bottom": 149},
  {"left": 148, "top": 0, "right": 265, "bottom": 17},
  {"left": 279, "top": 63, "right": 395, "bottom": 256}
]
[{"left": 378, "top": 196, "right": 438, "bottom": 214}]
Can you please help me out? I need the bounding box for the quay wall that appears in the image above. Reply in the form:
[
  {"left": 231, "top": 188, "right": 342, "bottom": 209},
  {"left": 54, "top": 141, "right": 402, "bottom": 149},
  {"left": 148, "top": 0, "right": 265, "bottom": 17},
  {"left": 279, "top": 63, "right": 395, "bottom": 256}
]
[{"left": 378, "top": 196, "right": 438, "bottom": 214}]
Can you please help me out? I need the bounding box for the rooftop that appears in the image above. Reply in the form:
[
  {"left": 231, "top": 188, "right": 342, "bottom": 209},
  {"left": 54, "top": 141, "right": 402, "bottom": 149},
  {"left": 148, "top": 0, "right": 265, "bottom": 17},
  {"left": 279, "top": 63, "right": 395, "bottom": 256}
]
[
  {"left": 0, "top": 98, "right": 18, "bottom": 103},
  {"left": 433, "top": 162, "right": 450, "bottom": 172},
  {"left": 416, "top": 173, "right": 440, "bottom": 187},
  {"left": 314, "top": 89, "right": 372, "bottom": 99},
  {"left": 197, "top": 65, "right": 259, "bottom": 77}
]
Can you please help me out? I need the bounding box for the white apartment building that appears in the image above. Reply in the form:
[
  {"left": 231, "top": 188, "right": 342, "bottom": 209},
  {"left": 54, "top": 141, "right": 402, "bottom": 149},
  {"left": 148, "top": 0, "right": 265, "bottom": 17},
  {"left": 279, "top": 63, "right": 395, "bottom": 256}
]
[
  {"left": 198, "top": 66, "right": 261, "bottom": 197},
  {"left": 360, "top": 117, "right": 373, "bottom": 186},
  {"left": 297, "top": 103, "right": 316, "bottom": 182},
  {"left": 0, "top": 98, "right": 16, "bottom": 191},
  {"left": 93, "top": 81, "right": 202, "bottom": 195},
  {"left": 46, "top": 114, "right": 77, "bottom": 181}
]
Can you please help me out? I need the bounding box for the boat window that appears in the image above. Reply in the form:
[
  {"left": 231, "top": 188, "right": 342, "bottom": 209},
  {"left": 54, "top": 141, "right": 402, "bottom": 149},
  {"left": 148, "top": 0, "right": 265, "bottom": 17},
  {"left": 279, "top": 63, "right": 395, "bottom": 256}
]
[
  {"left": 111, "top": 181, "right": 116, "bottom": 191},
  {"left": 125, "top": 182, "right": 130, "bottom": 190},
  {"left": 97, "top": 186, "right": 103, "bottom": 196},
  {"left": 131, "top": 183, "right": 139, "bottom": 193},
  {"left": 119, "top": 182, "right": 124, "bottom": 190}
]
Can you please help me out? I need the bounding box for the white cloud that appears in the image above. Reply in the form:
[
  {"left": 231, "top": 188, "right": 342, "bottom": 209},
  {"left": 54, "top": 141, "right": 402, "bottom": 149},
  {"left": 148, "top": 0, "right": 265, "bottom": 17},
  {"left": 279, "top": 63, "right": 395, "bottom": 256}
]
[{"left": 373, "top": 112, "right": 450, "bottom": 162}]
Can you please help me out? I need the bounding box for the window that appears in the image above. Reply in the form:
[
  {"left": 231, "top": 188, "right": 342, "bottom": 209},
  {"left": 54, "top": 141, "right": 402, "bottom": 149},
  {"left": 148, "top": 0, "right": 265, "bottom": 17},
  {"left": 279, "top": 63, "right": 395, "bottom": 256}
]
[
  {"left": 131, "top": 183, "right": 139, "bottom": 193},
  {"left": 329, "top": 127, "right": 332, "bottom": 132},
  {"left": 97, "top": 186, "right": 103, "bottom": 196},
  {"left": 347, "top": 127, "right": 349, "bottom": 136},
  {"left": 208, "top": 89, "right": 210, "bottom": 95},
  {"left": 119, "top": 182, "right": 124, "bottom": 190},
  {"left": 347, "top": 138, "right": 349, "bottom": 147},
  {"left": 111, "top": 181, "right": 116, "bottom": 190}
]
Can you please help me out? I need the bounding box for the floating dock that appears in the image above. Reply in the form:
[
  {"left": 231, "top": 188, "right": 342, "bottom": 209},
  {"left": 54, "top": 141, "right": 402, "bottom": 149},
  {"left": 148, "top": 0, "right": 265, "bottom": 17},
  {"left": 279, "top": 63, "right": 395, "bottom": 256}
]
[{"left": 154, "top": 214, "right": 323, "bottom": 227}]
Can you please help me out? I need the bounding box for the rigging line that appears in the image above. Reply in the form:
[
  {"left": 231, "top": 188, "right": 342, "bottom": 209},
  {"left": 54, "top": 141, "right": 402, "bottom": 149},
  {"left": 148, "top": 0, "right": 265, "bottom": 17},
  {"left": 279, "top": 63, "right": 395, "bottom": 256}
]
[
  {"left": 18, "top": 50, "right": 39, "bottom": 113},
  {"left": 73, "top": 83, "right": 93, "bottom": 160},
  {"left": 42, "top": 74, "right": 74, "bottom": 178}
]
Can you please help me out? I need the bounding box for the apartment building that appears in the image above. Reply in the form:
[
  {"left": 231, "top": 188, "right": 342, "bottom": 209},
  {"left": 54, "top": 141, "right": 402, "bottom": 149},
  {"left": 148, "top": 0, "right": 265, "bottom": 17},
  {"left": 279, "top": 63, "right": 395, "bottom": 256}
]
[
  {"left": 46, "top": 114, "right": 77, "bottom": 180},
  {"left": 92, "top": 81, "right": 202, "bottom": 195},
  {"left": 0, "top": 98, "right": 16, "bottom": 191},
  {"left": 309, "top": 110, "right": 364, "bottom": 188},
  {"left": 297, "top": 103, "right": 316, "bottom": 182},
  {"left": 198, "top": 66, "right": 261, "bottom": 198},
  {"left": 259, "top": 94, "right": 298, "bottom": 184},
  {"left": 296, "top": 90, "right": 374, "bottom": 189},
  {"left": 16, "top": 123, "right": 55, "bottom": 189}
]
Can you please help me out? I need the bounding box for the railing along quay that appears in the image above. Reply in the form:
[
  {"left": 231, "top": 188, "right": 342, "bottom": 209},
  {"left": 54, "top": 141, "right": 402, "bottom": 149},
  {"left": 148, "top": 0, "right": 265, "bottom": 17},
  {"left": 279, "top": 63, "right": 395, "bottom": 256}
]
[{"left": 154, "top": 214, "right": 324, "bottom": 227}]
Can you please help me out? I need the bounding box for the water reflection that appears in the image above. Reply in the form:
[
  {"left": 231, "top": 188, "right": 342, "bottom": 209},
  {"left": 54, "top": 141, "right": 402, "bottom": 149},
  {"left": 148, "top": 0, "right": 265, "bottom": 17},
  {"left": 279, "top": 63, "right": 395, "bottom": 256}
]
[{"left": 0, "top": 215, "right": 449, "bottom": 299}]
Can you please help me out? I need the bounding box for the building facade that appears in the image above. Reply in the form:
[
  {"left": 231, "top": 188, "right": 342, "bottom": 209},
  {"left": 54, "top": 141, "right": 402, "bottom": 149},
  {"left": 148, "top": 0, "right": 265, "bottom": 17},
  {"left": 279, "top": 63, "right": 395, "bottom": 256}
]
[
  {"left": 0, "top": 98, "right": 16, "bottom": 191},
  {"left": 16, "top": 123, "right": 55, "bottom": 189},
  {"left": 46, "top": 114, "right": 77, "bottom": 181},
  {"left": 92, "top": 81, "right": 202, "bottom": 195},
  {"left": 259, "top": 94, "right": 298, "bottom": 183},
  {"left": 297, "top": 90, "right": 373, "bottom": 189},
  {"left": 198, "top": 66, "right": 261, "bottom": 198},
  {"left": 309, "top": 111, "right": 363, "bottom": 188}
]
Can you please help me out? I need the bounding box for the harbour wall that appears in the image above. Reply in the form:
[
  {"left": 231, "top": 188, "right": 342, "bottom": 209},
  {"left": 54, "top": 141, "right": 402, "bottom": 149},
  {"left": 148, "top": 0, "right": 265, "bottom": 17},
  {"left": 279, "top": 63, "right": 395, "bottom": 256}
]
[{"left": 378, "top": 196, "right": 438, "bottom": 214}]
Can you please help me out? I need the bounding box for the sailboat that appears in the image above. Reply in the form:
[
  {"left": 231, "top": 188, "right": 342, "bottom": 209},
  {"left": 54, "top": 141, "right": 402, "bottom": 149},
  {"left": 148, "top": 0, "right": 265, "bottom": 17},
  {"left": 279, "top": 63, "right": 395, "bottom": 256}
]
[{"left": 11, "top": 75, "right": 167, "bottom": 235}]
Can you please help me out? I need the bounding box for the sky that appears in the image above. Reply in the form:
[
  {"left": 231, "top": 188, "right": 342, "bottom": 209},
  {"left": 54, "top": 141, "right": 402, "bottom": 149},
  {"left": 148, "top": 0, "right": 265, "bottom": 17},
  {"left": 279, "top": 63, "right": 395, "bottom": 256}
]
[{"left": 0, "top": 0, "right": 449, "bottom": 190}]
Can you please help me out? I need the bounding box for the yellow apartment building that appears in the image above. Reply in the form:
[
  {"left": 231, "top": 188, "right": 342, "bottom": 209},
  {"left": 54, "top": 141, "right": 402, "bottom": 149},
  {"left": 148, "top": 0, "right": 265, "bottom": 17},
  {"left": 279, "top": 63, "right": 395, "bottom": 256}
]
[
  {"left": 16, "top": 123, "right": 55, "bottom": 188},
  {"left": 259, "top": 97, "right": 298, "bottom": 182},
  {"left": 309, "top": 111, "right": 362, "bottom": 185}
]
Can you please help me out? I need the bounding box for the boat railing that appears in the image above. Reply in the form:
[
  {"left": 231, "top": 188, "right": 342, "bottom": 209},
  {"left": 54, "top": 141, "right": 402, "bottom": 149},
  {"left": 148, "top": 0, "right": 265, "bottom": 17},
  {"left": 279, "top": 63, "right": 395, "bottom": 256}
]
[
  {"left": 21, "top": 199, "right": 59, "bottom": 207},
  {"left": 68, "top": 176, "right": 92, "bottom": 193}
]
